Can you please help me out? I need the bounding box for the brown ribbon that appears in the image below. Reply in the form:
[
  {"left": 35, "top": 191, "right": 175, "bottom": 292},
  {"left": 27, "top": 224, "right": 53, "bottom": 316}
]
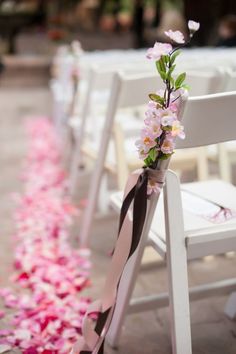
[{"left": 71, "top": 167, "right": 166, "bottom": 354}]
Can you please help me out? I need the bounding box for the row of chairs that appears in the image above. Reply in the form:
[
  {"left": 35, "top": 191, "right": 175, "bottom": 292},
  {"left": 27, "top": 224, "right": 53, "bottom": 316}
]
[
  {"left": 51, "top": 47, "right": 236, "bottom": 354},
  {"left": 61, "top": 63, "right": 236, "bottom": 248}
]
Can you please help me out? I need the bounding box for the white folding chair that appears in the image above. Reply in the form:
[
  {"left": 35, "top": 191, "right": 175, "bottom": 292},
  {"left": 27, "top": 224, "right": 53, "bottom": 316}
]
[
  {"left": 107, "top": 91, "right": 236, "bottom": 354},
  {"left": 78, "top": 71, "right": 163, "bottom": 246},
  {"left": 69, "top": 61, "right": 156, "bottom": 195}
]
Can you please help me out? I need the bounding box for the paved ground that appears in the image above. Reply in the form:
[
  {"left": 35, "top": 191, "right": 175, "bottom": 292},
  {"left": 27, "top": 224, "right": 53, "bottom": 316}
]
[{"left": 0, "top": 68, "right": 236, "bottom": 354}]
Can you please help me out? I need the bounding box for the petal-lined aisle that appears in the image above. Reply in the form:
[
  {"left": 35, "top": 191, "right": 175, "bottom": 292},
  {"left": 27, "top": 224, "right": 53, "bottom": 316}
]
[{"left": 0, "top": 118, "right": 90, "bottom": 354}]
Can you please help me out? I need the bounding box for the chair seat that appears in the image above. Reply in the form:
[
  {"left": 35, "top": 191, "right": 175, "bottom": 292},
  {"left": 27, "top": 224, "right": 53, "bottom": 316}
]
[
  {"left": 80, "top": 112, "right": 143, "bottom": 169},
  {"left": 110, "top": 179, "right": 236, "bottom": 260},
  {"left": 82, "top": 136, "right": 138, "bottom": 172}
]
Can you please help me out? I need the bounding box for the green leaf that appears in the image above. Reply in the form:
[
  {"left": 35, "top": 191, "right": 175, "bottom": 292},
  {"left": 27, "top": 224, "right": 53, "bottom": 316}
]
[
  {"left": 162, "top": 126, "right": 172, "bottom": 131},
  {"left": 182, "top": 84, "right": 190, "bottom": 91},
  {"left": 156, "top": 60, "right": 167, "bottom": 81},
  {"left": 170, "top": 49, "right": 181, "bottom": 65},
  {"left": 170, "top": 77, "right": 175, "bottom": 88},
  {"left": 162, "top": 55, "right": 170, "bottom": 65},
  {"left": 148, "top": 148, "right": 158, "bottom": 162},
  {"left": 159, "top": 57, "right": 166, "bottom": 72},
  {"left": 175, "top": 72, "right": 186, "bottom": 89},
  {"left": 159, "top": 152, "right": 174, "bottom": 160},
  {"left": 149, "top": 93, "right": 165, "bottom": 105},
  {"left": 167, "top": 64, "right": 176, "bottom": 80},
  {"left": 144, "top": 156, "right": 152, "bottom": 167}
]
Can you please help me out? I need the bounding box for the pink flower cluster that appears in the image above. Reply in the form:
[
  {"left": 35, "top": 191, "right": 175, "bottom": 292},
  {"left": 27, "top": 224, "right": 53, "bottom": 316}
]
[
  {"left": 0, "top": 118, "right": 91, "bottom": 353},
  {"left": 135, "top": 95, "right": 185, "bottom": 160},
  {"left": 147, "top": 20, "right": 200, "bottom": 59}
]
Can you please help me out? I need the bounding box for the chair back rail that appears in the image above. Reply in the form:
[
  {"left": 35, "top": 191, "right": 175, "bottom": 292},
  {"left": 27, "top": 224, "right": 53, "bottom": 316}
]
[{"left": 177, "top": 91, "right": 236, "bottom": 149}]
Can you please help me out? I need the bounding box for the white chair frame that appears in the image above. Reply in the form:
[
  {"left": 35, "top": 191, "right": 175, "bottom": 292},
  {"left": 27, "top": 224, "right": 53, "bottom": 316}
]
[{"left": 107, "top": 91, "right": 236, "bottom": 354}]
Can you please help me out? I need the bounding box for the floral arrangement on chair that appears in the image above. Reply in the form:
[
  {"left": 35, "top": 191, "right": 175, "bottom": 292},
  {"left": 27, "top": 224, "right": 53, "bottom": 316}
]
[
  {"left": 136, "top": 20, "right": 200, "bottom": 194},
  {"left": 71, "top": 20, "right": 200, "bottom": 354}
]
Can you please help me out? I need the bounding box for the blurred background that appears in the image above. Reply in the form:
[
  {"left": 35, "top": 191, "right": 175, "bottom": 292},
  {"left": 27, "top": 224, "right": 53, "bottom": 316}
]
[
  {"left": 0, "top": 0, "right": 236, "bottom": 85},
  {"left": 0, "top": 0, "right": 236, "bottom": 53}
]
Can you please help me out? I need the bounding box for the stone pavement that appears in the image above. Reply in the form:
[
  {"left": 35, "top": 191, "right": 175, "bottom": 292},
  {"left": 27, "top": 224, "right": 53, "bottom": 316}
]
[{"left": 0, "top": 71, "right": 236, "bottom": 354}]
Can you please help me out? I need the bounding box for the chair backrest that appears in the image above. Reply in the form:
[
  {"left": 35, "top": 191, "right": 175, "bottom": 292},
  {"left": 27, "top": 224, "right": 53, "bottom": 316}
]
[
  {"left": 80, "top": 68, "right": 158, "bottom": 142},
  {"left": 81, "top": 63, "right": 155, "bottom": 116},
  {"left": 176, "top": 91, "right": 236, "bottom": 149},
  {"left": 225, "top": 70, "right": 236, "bottom": 92},
  {"left": 185, "top": 69, "right": 226, "bottom": 96},
  {"left": 115, "top": 71, "right": 163, "bottom": 109}
]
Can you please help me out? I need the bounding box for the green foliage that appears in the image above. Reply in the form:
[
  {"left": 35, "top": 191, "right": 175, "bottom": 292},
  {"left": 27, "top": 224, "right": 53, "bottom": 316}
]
[
  {"left": 162, "top": 55, "right": 169, "bottom": 65},
  {"left": 149, "top": 93, "right": 165, "bottom": 106},
  {"left": 144, "top": 155, "right": 153, "bottom": 166},
  {"left": 167, "top": 64, "right": 176, "bottom": 80},
  {"left": 175, "top": 72, "right": 186, "bottom": 89},
  {"left": 170, "top": 77, "right": 175, "bottom": 88},
  {"left": 159, "top": 152, "right": 174, "bottom": 160},
  {"left": 182, "top": 83, "right": 190, "bottom": 91},
  {"left": 162, "top": 126, "right": 172, "bottom": 131},
  {"left": 170, "top": 49, "right": 181, "bottom": 65},
  {"left": 156, "top": 59, "right": 167, "bottom": 81},
  {"left": 148, "top": 148, "right": 158, "bottom": 162}
]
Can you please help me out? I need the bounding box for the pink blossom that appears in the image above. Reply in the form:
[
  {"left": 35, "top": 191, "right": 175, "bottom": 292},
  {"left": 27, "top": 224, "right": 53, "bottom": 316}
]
[
  {"left": 136, "top": 128, "right": 157, "bottom": 158},
  {"left": 146, "top": 42, "right": 172, "bottom": 60},
  {"left": 160, "top": 136, "right": 175, "bottom": 154},
  {"left": 160, "top": 109, "right": 177, "bottom": 126},
  {"left": 165, "top": 30, "right": 185, "bottom": 44},
  {"left": 145, "top": 103, "right": 161, "bottom": 125},
  {"left": 147, "top": 180, "right": 161, "bottom": 195},
  {"left": 147, "top": 119, "right": 162, "bottom": 138},
  {"left": 188, "top": 20, "right": 200, "bottom": 32},
  {"left": 171, "top": 120, "right": 185, "bottom": 139},
  {"left": 169, "top": 102, "right": 178, "bottom": 113}
]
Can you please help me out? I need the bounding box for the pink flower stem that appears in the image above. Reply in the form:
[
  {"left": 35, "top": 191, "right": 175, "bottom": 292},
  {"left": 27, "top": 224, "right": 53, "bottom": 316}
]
[
  {"left": 166, "top": 55, "right": 173, "bottom": 108},
  {"left": 171, "top": 94, "right": 181, "bottom": 103}
]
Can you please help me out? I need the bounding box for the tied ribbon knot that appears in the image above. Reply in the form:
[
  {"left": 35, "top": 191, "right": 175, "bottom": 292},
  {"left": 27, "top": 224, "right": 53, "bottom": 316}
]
[{"left": 71, "top": 167, "right": 166, "bottom": 354}]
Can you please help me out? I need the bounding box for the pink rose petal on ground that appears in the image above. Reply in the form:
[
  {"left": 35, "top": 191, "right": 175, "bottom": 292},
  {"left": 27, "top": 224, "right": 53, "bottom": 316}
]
[
  {"left": 0, "top": 118, "right": 91, "bottom": 353},
  {"left": 23, "top": 347, "right": 38, "bottom": 354}
]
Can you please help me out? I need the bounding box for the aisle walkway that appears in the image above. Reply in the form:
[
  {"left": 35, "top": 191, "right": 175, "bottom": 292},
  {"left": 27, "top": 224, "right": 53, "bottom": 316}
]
[
  {"left": 0, "top": 83, "right": 236, "bottom": 353},
  {"left": 0, "top": 88, "right": 51, "bottom": 287}
]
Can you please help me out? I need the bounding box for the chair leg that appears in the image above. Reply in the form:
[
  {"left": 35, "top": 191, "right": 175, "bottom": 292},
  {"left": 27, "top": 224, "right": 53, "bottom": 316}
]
[
  {"left": 106, "top": 245, "right": 145, "bottom": 348},
  {"left": 166, "top": 244, "right": 192, "bottom": 354},
  {"left": 97, "top": 172, "right": 109, "bottom": 214},
  {"left": 69, "top": 134, "right": 83, "bottom": 196},
  {"left": 218, "top": 143, "right": 231, "bottom": 183},
  {"left": 224, "top": 292, "right": 236, "bottom": 319},
  {"left": 164, "top": 171, "right": 192, "bottom": 354},
  {"left": 196, "top": 147, "right": 208, "bottom": 181},
  {"left": 79, "top": 167, "right": 104, "bottom": 247}
]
